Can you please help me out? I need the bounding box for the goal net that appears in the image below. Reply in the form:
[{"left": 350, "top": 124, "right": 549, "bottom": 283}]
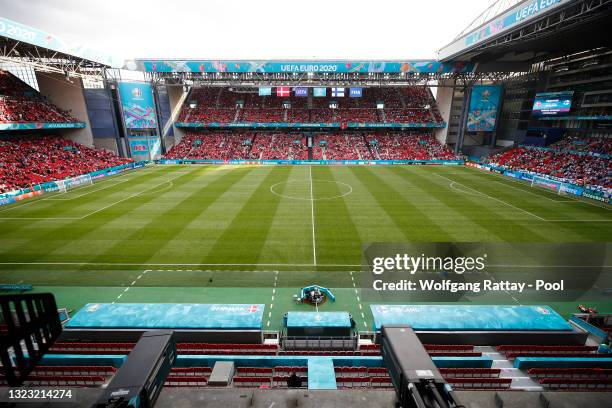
[
  {"left": 56, "top": 174, "right": 93, "bottom": 193},
  {"left": 530, "top": 175, "right": 561, "bottom": 194}
]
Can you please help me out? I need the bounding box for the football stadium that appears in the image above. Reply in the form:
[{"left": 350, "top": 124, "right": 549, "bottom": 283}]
[{"left": 0, "top": 0, "right": 611, "bottom": 407}]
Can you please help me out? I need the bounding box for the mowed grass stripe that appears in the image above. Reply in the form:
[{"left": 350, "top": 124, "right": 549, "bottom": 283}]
[
  {"left": 311, "top": 166, "right": 362, "bottom": 266},
  {"left": 257, "top": 166, "right": 313, "bottom": 266},
  {"left": 88, "top": 166, "right": 254, "bottom": 264},
  {"left": 439, "top": 168, "right": 572, "bottom": 222},
  {"left": 460, "top": 166, "right": 612, "bottom": 218},
  {"left": 0, "top": 167, "right": 200, "bottom": 263},
  {"left": 400, "top": 167, "right": 552, "bottom": 242},
  {"left": 437, "top": 168, "right": 609, "bottom": 241},
  {"left": 328, "top": 166, "right": 407, "bottom": 245},
  {"left": 386, "top": 166, "right": 496, "bottom": 241},
  {"left": 348, "top": 166, "right": 452, "bottom": 242},
  {"left": 0, "top": 165, "right": 165, "bottom": 223},
  {"left": 201, "top": 166, "right": 293, "bottom": 264},
  {"left": 0, "top": 167, "right": 174, "bottom": 256},
  {"left": 149, "top": 166, "right": 274, "bottom": 264}
]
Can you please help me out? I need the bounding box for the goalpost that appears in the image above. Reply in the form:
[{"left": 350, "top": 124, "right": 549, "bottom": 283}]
[{"left": 56, "top": 174, "right": 93, "bottom": 193}]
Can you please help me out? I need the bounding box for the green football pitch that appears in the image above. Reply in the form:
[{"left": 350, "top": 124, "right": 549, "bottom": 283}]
[{"left": 0, "top": 164, "right": 610, "bottom": 330}]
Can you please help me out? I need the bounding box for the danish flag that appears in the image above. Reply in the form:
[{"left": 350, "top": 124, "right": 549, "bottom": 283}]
[
  {"left": 276, "top": 87, "right": 290, "bottom": 97},
  {"left": 248, "top": 305, "right": 259, "bottom": 313}
]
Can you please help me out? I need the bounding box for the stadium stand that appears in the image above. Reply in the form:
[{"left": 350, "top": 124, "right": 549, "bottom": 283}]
[
  {"left": 485, "top": 145, "right": 611, "bottom": 190},
  {"left": 177, "top": 86, "right": 444, "bottom": 125},
  {"left": 0, "top": 70, "right": 79, "bottom": 123},
  {"left": 165, "top": 131, "right": 456, "bottom": 161},
  {"left": 0, "top": 136, "right": 131, "bottom": 193}
]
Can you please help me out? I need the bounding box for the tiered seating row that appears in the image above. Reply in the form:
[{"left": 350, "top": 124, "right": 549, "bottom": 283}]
[
  {"left": 0, "top": 375, "right": 106, "bottom": 386},
  {"left": 498, "top": 345, "right": 599, "bottom": 359},
  {"left": 445, "top": 378, "right": 512, "bottom": 390},
  {"left": 539, "top": 378, "right": 612, "bottom": 390},
  {"left": 528, "top": 368, "right": 612, "bottom": 379},
  {"left": 439, "top": 368, "right": 501, "bottom": 378}
]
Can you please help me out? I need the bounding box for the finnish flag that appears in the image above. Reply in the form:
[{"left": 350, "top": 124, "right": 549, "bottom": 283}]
[{"left": 331, "top": 87, "right": 345, "bottom": 97}]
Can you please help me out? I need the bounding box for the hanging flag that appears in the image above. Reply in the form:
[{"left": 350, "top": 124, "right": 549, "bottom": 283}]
[
  {"left": 349, "top": 87, "right": 363, "bottom": 97},
  {"left": 313, "top": 87, "right": 327, "bottom": 97},
  {"left": 276, "top": 87, "right": 290, "bottom": 97},
  {"left": 331, "top": 87, "right": 345, "bottom": 97},
  {"left": 294, "top": 87, "right": 308, "bottom": 97},
  {"left": 259, "top": 87, "right": 272, "bottom": 96}
]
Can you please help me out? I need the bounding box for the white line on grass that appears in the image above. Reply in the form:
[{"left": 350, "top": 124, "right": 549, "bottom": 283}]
[
  {"left": 266, "top": 271, "right": 279, "bottom": 328},
  {"left": 0, "top": 261, "right": 364, "bottom": 267},
  {"left": 113, "top": 269, "right": 148, "bottom": 303},
  {"left": 44, "top": 178, "right": 132, "bottom": 201},
  {"left": 0, "top": 167, "right": 144, "bottom": 214},
  {"left": 463, "top": 166, "right": 611, "bottom": 210},
  {"left": 435, "top": 172, "right": 547, "bottom": 221},
  {"left": 0, "top": 168, "right": 189, "bottom": 221},
  {"left": 491, "top": 180, "right": 572, "bottom": 203},
  {"left": 309, "top": 165, "right": 317, "bottom": 266},
  {"left": 79, "top": 170, "right": 193, "bottom": 219}
]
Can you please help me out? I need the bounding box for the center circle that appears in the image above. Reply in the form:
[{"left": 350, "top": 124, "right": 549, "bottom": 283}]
[{"left": 270, "top": 179, "right": 353, "bottom": 201}]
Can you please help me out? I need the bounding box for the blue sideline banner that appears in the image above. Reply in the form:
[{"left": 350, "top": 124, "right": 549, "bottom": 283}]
[
  {"left": 472, "top": 163, "right": 610, "bottom": 204},
  {"left": 157, "top": 159, "right": 464, "bottom": 166},
  {"left": 0, "top": 161, "right": 148, "bottom": 207},
  {"left": 0, "top": 122, "right": 86, "bottom": 131}
]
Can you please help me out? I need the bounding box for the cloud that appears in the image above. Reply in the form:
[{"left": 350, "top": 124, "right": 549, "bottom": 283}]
[{"left": 0, "top": 0, "right": 492, "bottom": 60}]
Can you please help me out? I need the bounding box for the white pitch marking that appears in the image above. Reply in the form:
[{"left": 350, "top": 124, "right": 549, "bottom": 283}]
[
  {"left": 44, "top": 178, "right": 132, "bottom": 201},
  {"left": 78, "top": 170, "right": 193, "bottom": 219},
  {"left": 0, "top": 262, "right": 365, "bottom": 267},
  {"left": 435, "top": 172, "right": 546, "bottom": 221},
  {"left": 309, "top": 165, "right": 317, "bottom": 266},
  {"left": 467, "top": 166, "right": 612, "bottom": 210}
]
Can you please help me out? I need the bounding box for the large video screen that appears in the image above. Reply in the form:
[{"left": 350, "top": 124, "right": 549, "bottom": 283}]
[{"left": 532, "top": 91, "right": 573, "bottom": 117}]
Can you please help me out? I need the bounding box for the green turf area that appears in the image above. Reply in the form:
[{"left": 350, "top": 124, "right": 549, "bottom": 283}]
[{"left": 0, "top": 164, "right": 610, "bottom": 330}]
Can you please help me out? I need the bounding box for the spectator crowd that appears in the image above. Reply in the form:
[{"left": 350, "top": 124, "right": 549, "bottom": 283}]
[
  {"left": 165, "top": 131, "right": 458, "bottom": 162},
  {"left": 177, "top": 87, "right": 443, "bottom": 125},
  {"left": 0, "top": 71, "right": 79, "bottom": 123},
  {"left": 485, "top": 136, "right": 611, "bottom": 190},
  {"left": 0, "top": 137, "right": 131, "bottom": 193}
]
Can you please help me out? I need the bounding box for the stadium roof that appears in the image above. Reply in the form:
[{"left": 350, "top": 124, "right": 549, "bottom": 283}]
[
  {"left": 0, "top": 16, "right": 123, "bottom": 73},
  {"left": 438, "top": 0, "right": 612, "bottom": 62}
]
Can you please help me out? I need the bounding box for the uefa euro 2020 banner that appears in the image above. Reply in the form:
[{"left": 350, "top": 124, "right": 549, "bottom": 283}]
[
  {"left": 118, "top": 82, "right": 158, "bottom": 129},
  {"left": 467, "top": 85, "right": 502, "bottom": 132}
]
